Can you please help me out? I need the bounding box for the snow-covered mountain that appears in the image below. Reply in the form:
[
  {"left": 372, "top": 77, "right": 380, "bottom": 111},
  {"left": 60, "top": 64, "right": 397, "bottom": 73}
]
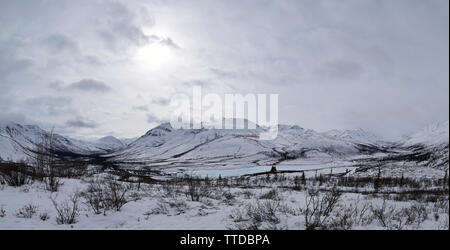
[
  {"left": 398, "top": 121, "right": 449, "bottom": 169},
  {"left": 119, "top": 137, "right": 139, "bottom": 146},
  {"left": 323, "top": 128, "right": 386, "bottom": 145},
  {"left": 107, "top": 122, "right": 386, "bottom": 167},
  {"left": 403, "top": 121, "right": 449, "bottom": 147},
  {"left": 2, "top": 120, "right": 447, "bottom": 171},
  {"left": 95, "top": 136, "right": 125, "bottom": 152},
  {"left": 0, "top": 122, "right": 117, "bottom": 162}
]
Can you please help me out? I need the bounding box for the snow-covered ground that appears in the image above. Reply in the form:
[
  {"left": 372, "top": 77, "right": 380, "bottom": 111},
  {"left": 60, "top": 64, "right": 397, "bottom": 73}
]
[
  {"left": 0, "top": 172, "right": 448, "bottom": 230},
  {"left": 0, "top": 121, "right": 448, "bottom": 230}
]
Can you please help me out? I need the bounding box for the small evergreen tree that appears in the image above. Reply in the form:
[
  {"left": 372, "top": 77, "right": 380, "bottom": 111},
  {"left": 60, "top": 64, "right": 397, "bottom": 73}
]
[
  {"left": 443, "top": 171, "right": 448, "bottom": 189},
  {"left": 301, "top": 172, "right": 306, "bottom": 185},
  {"left": 374, "top": 168, "right": 382, "bottom": 192},
  {"left": 319, "top": 174, "right": 324, "bottom": 186},
  {"left": 399, "top": 174, "right": 404, "bottom": 187}
]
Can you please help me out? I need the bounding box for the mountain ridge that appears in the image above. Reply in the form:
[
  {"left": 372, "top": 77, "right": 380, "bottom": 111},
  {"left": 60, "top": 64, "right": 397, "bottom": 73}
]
[{"left": 1, "top": 120, "right": 448, "bottom": 170}]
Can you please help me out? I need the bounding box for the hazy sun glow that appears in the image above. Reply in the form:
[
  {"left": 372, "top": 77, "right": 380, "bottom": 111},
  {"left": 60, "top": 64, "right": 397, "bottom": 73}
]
[{"left": 133, "top": 43, "right": 173, "bottom": 70}]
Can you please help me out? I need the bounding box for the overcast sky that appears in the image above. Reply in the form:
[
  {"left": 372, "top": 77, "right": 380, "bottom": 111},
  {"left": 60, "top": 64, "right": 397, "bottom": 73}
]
[{"left": 0, "top": 0, "right": 448, "bottom": 140}]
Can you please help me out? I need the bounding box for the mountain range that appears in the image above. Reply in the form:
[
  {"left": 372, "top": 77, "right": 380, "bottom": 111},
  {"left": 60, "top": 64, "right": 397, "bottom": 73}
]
[{"left": 1, "top": 120, "right": 447, "bottom": 171}]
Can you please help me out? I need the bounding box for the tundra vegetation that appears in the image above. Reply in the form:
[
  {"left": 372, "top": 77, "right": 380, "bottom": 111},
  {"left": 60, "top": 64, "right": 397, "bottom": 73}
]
[{"left": 0, "top": 155, "right": 448, "bottom": 229}]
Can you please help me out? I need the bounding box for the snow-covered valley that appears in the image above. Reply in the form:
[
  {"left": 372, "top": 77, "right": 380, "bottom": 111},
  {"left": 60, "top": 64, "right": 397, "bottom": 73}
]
[{"left": 0, "top": 120, "right": 448, "bottom": 230}]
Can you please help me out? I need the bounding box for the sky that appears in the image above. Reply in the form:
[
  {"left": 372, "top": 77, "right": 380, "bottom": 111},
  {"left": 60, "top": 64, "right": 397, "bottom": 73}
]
[{"left": 0, "top": 0, "right": 448, "bottom": 140}]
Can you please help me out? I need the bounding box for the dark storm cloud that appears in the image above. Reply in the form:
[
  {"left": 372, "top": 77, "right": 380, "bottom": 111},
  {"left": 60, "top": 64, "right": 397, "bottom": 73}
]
[
  {"left": 65, "top": 117, "right": 97, "bottom": 129},
  {"left": 67, "top": 79, "right": 112, "bottom": 92}
]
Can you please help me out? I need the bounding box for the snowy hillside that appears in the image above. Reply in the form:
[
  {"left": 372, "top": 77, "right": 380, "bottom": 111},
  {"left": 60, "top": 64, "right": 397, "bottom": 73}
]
[
  {"left": 399, "top": 121, "right": 449, "bottom": 169},
  {"left": 95, "top": 136, "right": 125, "bottom": 152},
  {"left": 0, "top": 122, "right": 115, "bottom": 162},
  {"left": 323, "top": 128, "right": 386, "bottom": 145},
  {"left": 107, "top": 122, "right": 385, "bottom": 167},
  {"left": 403, "top": 121, "right": 449, "bottom": 147},
  {"left": 354, "top": 121, "right": 449, "bottom": 173},
  {"left": 2, "top": 120, "right": 448, "bottom": 171}
]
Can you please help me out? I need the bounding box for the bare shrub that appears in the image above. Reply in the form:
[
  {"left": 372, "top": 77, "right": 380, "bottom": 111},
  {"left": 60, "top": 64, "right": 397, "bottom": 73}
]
[
  {"left": 81, "top": 176, "right": 131, "bottom": 214},
  {"left": 222, "top": 191, "right": 236, "bottom": 205},
  {"left": 302, "top": 188, "right": 342, "bottom": 230},
  {"left": 5, "top": 171, "right": 31, "bottom": 187},
  {"left": 229, "top": 208, "right": 247, "bottom": 223},
  {"left": 433, "top": 198, "right": 449, "bottom": 214},
  {"left": 406, "top": 202, "right": 428, "bottom": 226},
  {"left": 15, "top": 204, "right": 38, "bottom": 219},
  {"left": 371, "top": 199, "right": 397, "bottom": 229},
  {"left": 229, "top": 200, "right": 282, "bottom": 230},
  {"left": 161, "top": 181, "right": 181, "bottom": 199},
  {"left": 0, "top": 164, "right": 32, "bottom": 187},
  {"left": 438, "top": 213, "right": 449, "bottom": 230},
  {"left": 325, "top": 201, "right": 372, "bottom": 230},
  {"left": 33, "top": 129, "right": 63, "bottom": 192},
  {"left": 371, "top": 199, "right": 428, "bottom": 230},
  {"left": 0, "top": 205, "right": 6, "bottom": 218},
  {"left": 259, "top": 189, "right": 280, "bottom": 200},
  {"left": 223, "top": 191, "right": 235, "bottom": 200},
  {"left": 81, "top": 178, "right": 106, "bottom": 214},
  {"left": 44, "top": 174, "right": 63, "bottom": 193},
  {"left": 241, "top": 190, "right": 253, "bottom": 199},
  {"left": 51, "top": 192, "right": 80, "bottom": 225},
  {"left": 148, "top": 201, "right": 169, "bottom": 216},
  {"left": 247, "top": 201, "right": 280, "bottom": 224},
  {"left": 149, "top": 199, "right": 188, "bottom": 216},
  {"left": 39, "top": 212, "right": 50, "bottom": 221},
  {"left": 103, "top": 176, "right": 130, "bottom": 211},
  {"left": 277, "top": 203, "right": 298, "bottom": 216},
  {"left": 184, "top": 178, "right": 211, "bottom": 202}
]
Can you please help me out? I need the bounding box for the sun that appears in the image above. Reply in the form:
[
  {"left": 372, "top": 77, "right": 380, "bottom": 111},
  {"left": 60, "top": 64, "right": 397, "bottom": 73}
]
[{"left": 133, "top": 43, "right": 173, "bottom": 70}]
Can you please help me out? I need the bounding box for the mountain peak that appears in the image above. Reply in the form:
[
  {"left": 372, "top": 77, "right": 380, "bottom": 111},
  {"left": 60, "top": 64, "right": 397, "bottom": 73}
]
[
  {"left": 404, "top": 120, "right": 449, "bottom": 147},
  {"left": 144, "top": 122, "right": 174, "bottom": 137},
  {"left": 323, "top": 128, "right": 384, "bottom": 145}
]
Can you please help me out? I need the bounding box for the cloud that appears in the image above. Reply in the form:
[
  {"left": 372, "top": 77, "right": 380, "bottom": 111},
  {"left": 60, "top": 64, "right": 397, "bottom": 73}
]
[
  {"left": 25, "top": 96, "right": 71, "bottom": 106},
  {"left": 150, "top": 97, "right": 170, "bottom": 106},
  {"left": 67, "top": 79, "right": 112, "bottom": 92},
  {"left": 41, "top": 33, "right": 78, "bottom": 53},
  {"left": 0, "top": 112, "right": 30, "bottom": 127},
  {"left": 65, "top": 117, "right": 97, "bottom": 129},
  {"left": 48, "top": 81, "right": 64, "bottom": 90},
  {"left": 146, "top": 113, "right": 163, "bottom": 124},
  {"left": 209, "top": 68, "right": 238, "bottom": 79},
  {"left": 24, "top": 96, "right": 72, "bottom": 116},
  {"left": 79, "top": 55, "right": 105, "bottom": 67},
  {"left": 132, "top": 105, "right": 149, "bottom": 112},
  {"left": 97, "top": 2, "right": 153, "bottom": 51},
  {"left": 0, "top": 39, "right": 34, "bottom": 77},
  {"left": 159, "top": 37, "right": 180, "bottom": 49},
  {"left": 315, "top": 60, "right": 364, "bottom": 81},
  {"left": 0, "top": 0, "right": 447, "bottom": 139}
]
